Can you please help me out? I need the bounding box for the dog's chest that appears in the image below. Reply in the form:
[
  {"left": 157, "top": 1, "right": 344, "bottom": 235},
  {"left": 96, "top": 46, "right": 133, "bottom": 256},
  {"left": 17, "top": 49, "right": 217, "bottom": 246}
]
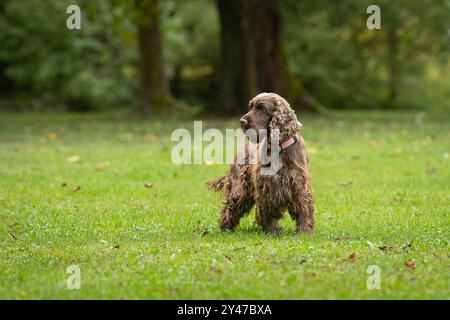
[{"left": 251, "top": 166, "right": 294, "bottom": 206}]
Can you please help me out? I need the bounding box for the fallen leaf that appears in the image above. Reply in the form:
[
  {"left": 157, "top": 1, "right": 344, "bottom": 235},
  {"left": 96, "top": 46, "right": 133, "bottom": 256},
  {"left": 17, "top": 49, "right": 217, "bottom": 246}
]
[
  {"left": 264, "top": 259, "right": 284, "bottom": 265},
  {"left": 8, "top": 222, "right": 20, "bottom": 229},
  {"left": 139, "top": 203, "right": 149, "bottom": 210},
  {"left": 224, "top": 255, "right": 233, "bottom": 261},
  {"left": 143, "top": 134, "right": 158, "bottom": 142},
  {"left": 401, "top": 242, "right": 413, "bottom": 250},
  {"left": 379, "top": 245, "right": 395, "bottom": 251},
  {"left": 379, "top": 242, "right": 413, "bottom": 251},
  {"left": 209, "top": 267, "right": 221, "bottom": 273},
  {"left": 339, "top": 181, "right": 353, "bottom": 187},
  {"left": 405, "top": 259, "right": 416, "bottom": 269},
  {"left": 144, "top": 182, "right": 153, "bottom": 188},
  {"left": 95, "top": 161, "right": 110, "bottom": 171},
  {"left": 305, "top": 271, "right": 316, "bottom": 278},
  {"left": 46, "top": 132, "right": 57, "bottom": 141},
  {"left": 71, "top": 185, "right": 81, "bottom": 192},
  {"left": 332, "top": 235, "right": 353, "bottom": 241},
  {"left": 349, "top": 253, "right": 357, "bottom": 263},
  {"left": 67, "top": 155, "right": 81, "bottom": 163},
  {"left": 99, "top": 245, "right": 120, "bottom": 254}
]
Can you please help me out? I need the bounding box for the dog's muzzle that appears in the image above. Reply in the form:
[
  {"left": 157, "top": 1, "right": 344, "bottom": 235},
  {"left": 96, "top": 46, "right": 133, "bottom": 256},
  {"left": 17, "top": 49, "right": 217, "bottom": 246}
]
[{"left": 240, "top": 117, "right": 251, "bottom": 131}]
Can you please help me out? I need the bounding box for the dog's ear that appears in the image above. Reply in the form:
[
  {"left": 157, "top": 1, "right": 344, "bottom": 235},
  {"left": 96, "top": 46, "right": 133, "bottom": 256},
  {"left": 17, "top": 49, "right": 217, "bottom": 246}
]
[{"left": 269, "top": 97, "right": 302, "bottom": 142}]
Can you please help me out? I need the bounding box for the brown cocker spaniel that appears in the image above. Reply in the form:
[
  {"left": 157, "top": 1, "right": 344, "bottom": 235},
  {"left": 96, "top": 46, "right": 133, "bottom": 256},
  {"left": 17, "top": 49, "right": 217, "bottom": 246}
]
[{"left": 207, "top": 92, "right": 314, "bottom": 235}]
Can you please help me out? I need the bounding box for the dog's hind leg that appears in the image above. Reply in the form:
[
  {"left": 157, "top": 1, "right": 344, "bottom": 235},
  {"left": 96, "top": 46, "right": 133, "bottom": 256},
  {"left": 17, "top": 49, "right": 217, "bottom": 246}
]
[{"left": 288, "top": 189, "right": 314, "bottom": 234}]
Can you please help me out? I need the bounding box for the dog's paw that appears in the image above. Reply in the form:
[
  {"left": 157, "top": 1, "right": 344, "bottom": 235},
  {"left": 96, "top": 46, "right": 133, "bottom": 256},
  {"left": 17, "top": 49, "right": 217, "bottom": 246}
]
[
  {"left": 264, "top": 224, "right": 282, "bottom": 236},
  {"left": 295, "top": 223, "right": 314, "bottom": 235}
]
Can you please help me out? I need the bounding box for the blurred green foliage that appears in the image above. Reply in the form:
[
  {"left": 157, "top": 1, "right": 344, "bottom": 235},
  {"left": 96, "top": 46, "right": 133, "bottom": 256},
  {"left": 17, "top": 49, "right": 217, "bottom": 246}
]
[
  {"left": 0, "top": 0, "right": 448, "bottom": 111},
  {"left": 283, "top": 0, "right": 450, "bottom": 110},
  {"left": 0, "top": 0, "right": 137, "bottom": 110}
]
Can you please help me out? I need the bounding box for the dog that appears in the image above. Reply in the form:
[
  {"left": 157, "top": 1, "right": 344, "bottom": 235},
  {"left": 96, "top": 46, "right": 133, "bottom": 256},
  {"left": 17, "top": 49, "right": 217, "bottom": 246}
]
[{"left": 207, "top": 92, "right": 314, "bottom": 235}]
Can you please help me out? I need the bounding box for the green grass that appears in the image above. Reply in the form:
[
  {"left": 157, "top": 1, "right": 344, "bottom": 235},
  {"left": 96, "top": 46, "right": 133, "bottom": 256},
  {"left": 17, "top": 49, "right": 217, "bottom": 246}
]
[{"left": 0, "top": 110, "right": 448, "bottom": 299}]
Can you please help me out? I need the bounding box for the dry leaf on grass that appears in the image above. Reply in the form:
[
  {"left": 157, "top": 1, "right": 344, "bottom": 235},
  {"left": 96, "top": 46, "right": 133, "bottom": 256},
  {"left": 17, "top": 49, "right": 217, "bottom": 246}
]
[
  {"left": 401, "top": 242, "right": 413, "bottom": 250},
  {"left": 379, "top": 242, "right": 413, "bottom": 251},
  {"left": 8, "top": 222, "right": 20, "bottom": 229},
  {"left": 224, "top": 255, "right": 233, "bottom": 261},
  {"left": 99, "top": 245, "right": 120, "bottom": 254},
  {"left": 305, "top": 271, "right": 316, "bottom": 278},
  {"left": 339, "top": 181, "right": 353, "bottom": 187},
  {"left": 378, "top": 245, "right": 396, "bottom": 251},
  {"left": 67, "top": 155, "right": 81, "bottom": 163},
  {"left": 144, "top": 182, "right": 153, "bottom": 188},
  {"left": 71, "top": 185, "right": 81, "bottom": 192},
  {"left": 349, "top": 253, "right": 357, "bottom": 263},
  {"left": 143, "top": 134, "right": 158, "bottom": 142},
  {"left": 95, "top": 161, "right": 110, "bottom": 171},
  {"left": 46, "top": 132, "right": 57, "bottom": 141},
  {"left": 405, "top": 259, "right": 417, "bottom": 270}
]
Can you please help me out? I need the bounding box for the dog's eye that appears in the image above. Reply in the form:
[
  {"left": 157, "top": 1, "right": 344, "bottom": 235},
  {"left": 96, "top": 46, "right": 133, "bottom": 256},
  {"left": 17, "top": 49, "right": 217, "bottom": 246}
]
[{"left": 257, "top": 104, "right": 264, "bottom": 111}]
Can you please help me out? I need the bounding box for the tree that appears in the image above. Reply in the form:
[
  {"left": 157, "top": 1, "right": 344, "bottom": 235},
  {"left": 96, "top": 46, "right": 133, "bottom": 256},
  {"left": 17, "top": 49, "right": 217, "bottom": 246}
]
[
  {"left": 216, "top": 0, "right": 324, "bottom": 115},
  {"left": 135, "top": 0, "right": 169, "bottom": 111},
  {"left": 0, "top": 0, "right": 136, "bottom": 111}
]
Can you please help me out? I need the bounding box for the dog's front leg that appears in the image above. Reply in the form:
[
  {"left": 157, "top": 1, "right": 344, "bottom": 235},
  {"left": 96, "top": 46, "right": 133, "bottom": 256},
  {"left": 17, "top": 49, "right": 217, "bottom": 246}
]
[
  {"left": 289, "top": 190, "right": 314, "bottom": 234},
  {"left": 219, "top": 195, "right": 253, "bottom": 231},
  {"left": 255, "top": 202, "right": 283, "bottom": 236}
]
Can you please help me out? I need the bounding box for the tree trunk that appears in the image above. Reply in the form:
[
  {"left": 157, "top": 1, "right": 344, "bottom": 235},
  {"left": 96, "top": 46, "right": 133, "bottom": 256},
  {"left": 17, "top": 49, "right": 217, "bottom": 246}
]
[
  {"left": 136, "top": 0, "right": 169, "bottom": 112},
  {"left": 386, "top": 27, "right": 399, "bottom": 107},
  {"left": 216, "top": 0, "right": 256, "bottom": 115},
  {"left": 216, "top": 0, "right": 324, "bottom": 115}
]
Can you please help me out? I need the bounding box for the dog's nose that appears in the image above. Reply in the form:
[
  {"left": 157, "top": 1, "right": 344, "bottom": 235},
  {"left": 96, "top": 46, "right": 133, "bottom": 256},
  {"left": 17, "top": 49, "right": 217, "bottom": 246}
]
[{"left": 240, "top": 117, "right": 248, "bottom": 126}]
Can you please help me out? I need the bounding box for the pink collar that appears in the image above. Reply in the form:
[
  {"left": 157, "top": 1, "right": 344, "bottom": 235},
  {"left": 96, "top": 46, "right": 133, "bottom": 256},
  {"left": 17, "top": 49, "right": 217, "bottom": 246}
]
[
  {"left": 265, "top": 134, "right": 299, "bottom": 151},
  {"left": 280, "top": 134, "right": 299, "bottom": 150}
]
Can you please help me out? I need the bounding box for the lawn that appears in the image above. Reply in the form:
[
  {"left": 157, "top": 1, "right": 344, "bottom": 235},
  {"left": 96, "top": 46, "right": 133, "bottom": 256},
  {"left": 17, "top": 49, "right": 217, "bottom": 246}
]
[{"left": 0, "top": 110, "right": 448, "bottom": 299}]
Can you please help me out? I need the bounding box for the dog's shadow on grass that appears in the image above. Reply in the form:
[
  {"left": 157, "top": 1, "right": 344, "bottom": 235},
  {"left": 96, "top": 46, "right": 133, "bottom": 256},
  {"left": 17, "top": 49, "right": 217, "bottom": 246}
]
[{"left": 205, "top": 223, "right": 323, "bottom": 240}]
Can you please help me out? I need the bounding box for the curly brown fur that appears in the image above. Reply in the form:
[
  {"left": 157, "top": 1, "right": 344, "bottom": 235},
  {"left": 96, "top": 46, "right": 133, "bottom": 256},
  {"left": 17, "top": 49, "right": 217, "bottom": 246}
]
[{"left": 207, "top": 92, "right": 314, "bottom": 235}]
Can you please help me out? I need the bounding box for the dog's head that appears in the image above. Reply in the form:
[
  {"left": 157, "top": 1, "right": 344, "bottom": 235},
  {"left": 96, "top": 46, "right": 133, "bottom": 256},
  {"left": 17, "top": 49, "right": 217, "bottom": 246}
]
[{"left": 240, "top": 92, "right": 302, "bottom": 142}]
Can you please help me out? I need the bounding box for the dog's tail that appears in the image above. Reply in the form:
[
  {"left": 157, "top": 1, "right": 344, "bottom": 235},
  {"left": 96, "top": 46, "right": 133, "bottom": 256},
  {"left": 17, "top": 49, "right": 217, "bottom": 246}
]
[{"left": 206, "top": 174, "right": 228, "bottom": 192}]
